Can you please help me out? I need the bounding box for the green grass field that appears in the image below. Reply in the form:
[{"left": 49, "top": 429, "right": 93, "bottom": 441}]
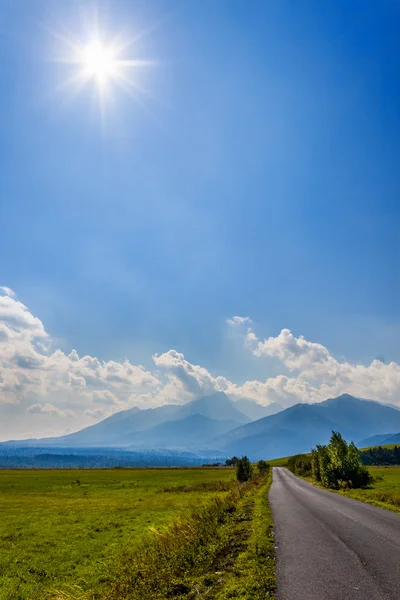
[
  {"left": 0, "top": 468, "right": 236, "bottom": 600},
  {"left": 338, "top": 466, "right": 400, "bottom": 512}
]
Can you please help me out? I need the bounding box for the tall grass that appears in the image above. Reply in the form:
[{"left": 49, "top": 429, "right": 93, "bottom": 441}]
[
  {"left": 216, "top": 469, "right": 275, "bottom": 599},
  {"left": 160, "top": 480, "right": 235, "bottom": 493},
  {"left": 104, "top": 484, "right": 247, "bottom": 599},
  {"left": 51, "top": 473, "right": 276, "bottom": 600}
]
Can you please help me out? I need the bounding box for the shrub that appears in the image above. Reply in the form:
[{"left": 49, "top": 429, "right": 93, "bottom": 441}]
[
  {"left": 256, "top": 460, "right": 270, "bottom": 474},
  {"left": 312, "top": 432, "right": 372, "bottom": 490},
  {"left": 287, "top": 454, "right": 312, "bottom": 477},
  {"left": 236, "top": 456, "right": 253, "bottom": 482}
]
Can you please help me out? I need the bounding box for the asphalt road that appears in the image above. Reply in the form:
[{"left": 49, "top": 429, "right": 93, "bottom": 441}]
[{"left": 269, "top": 467, "right": 400, "bottom": 600}]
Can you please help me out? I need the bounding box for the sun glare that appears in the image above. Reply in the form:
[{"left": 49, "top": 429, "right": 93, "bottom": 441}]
[
  {"left": 51, "top": 16, "right": 156, "bottom": 113},
  {"left": 81, "top": 40, "right": 118, "bottom": 85}
]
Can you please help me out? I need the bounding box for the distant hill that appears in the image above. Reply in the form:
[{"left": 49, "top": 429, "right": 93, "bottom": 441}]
[
  {"left": 359, "top": 433, "right": 400, "bottom": 447},
  {"left": 214, "top": 394, "right": 400, "bottom": 459}
]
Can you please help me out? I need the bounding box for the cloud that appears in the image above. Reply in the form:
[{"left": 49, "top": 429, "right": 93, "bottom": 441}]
[
  {"left": 242, "top": 327, "right": 400, "bottom": 404},
  {"left": 26, "top": 403, "right": 74, "bottom": 418},
  {"left": 0, "top": 289, "right": 160, "bottom": 415},
  {"left": 83, "top": 407, "right": 109, "bottom": 419},
  {"left": 0, "top": 286, "right": 16, "bottom": 298},
  {"left": 226, "top": 316, "right": 252, "bottom": 326},
  {"left": 153, "top": 349, "right": 229, "bottom": 398},
  {"left": 1, "top": 287, "right": 400, "bottom": 440},
  {"left": 92, "top": 390, "right": 120, "bottom": 405}
]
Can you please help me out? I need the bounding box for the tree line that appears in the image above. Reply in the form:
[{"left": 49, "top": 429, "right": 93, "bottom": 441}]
[{"left": 360, "top": 445, "right": 400, "bottom": 466}]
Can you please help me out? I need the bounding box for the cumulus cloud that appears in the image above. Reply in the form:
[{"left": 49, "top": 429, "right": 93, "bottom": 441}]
[
  {"left": 242, "top": 327, "right": 400, "bottom": 405},
  {"left": 226, "top": 316, "right": 252, "bottom": 326},
  {"left": 1, "top": 287, "right": 400, "bottom": 440},
  {"left": 153, "top": 349, "right": 229, "bottom": 399},
  {"left": 0, "top": 286, "right": 16, "bottom": 298},
  {"left": 0, "top": 289, "right": 160, "bottom": 418}
]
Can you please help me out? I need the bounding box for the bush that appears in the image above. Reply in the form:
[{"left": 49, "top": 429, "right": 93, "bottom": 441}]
[
  {"left": 256, "top": 460, "right": 270, "bottom": 474},
  {"left": 236, "top": 456, "right": 253, "bottom": 482},
  {"left": 312, "top": 432, "right": 372, "bottom": 490},
  {"left": 225, "top": 456, "right": 239, "bottom": 467},
  {"left": 287, "top": 454, "right": 312, "bottom": 477}
]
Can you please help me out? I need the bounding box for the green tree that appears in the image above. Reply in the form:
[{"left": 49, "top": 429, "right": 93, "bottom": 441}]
[
  {"left": 287, "top": 454, "right": 312, "bottom": 477},
  {"left": 236, "top": 456, "right": 253, "bottom": 482},
  {"left": 312, "top": 432, "right": 372, "bottom": 489},
  {"left": 311, "top": 449, "right": 320, "bottom": 482},
  {"left": 225, "top": 456, "right": 239, "bottom": 467}
]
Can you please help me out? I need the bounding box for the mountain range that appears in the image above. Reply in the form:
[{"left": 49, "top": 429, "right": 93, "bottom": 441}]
[
  {"left": 4, "top": 393, "right": 282, "bottom": 451},
  {"left": 4, "top": 393, "right": 400, "bottom": 460},
  {"left": 214, "top": 394, "right": 400, "bottom": 458}
]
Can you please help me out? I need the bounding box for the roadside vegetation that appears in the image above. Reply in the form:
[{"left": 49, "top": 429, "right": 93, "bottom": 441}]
[
  {"left": 1, "top": 464, "right": 275, "bottom": 600},
  {"left": 281, "top": 434, "right": 400, "bottom": 513},
  {"left": 288, "top": 432, "right": 372, "bottom": 489},
  {"left": 360, "top": 445, "right": 400, "bottom": 466},
  {"left": 101, "top": 464, "right": 275, "bottom": 600},
  {"left": 339, "top": 467, "right": 400, "bottom": 513}
]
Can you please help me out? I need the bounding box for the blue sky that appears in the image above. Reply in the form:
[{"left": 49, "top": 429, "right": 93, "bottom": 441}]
[{"left": 0, "top": 1, "right": 399, "bottom": 438}]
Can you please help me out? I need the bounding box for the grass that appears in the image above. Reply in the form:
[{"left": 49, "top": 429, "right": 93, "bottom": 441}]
[
  {"left": 268, "top": 456, "right": 290, "bottom": 467},
  {"left": 215, "top": 469, "right": 275, "bottom": 599},
  {"left": 337, "top": 466, "right": 400, "bottom": 513},
  {"left": 0, "top": 468, "right": 236, "bottom": 600},
  {"left": 97, "top": 472, "right": 275, "bottom": 600}
]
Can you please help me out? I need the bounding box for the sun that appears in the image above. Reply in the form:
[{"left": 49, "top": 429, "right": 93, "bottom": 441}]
[
  {"left": 51, "top": 18, "right": 156, "bottom": 110},
  {"left": 80, "top": 39, "right": 119, "bottom": 86}
]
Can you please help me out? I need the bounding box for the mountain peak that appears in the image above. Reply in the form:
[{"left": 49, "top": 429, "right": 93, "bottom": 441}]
[
  {"left": 321, "top": 393, "right": 361, "bottom": 407},
  {"left": 334, "top": 393, "right": 359, "bottom": 401},
  {"left": 182, "top": 392, "right": 250, "bottom": 424}
]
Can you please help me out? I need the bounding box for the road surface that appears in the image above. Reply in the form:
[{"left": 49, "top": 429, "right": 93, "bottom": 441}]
[{"left": 269, "top": 467, "right": 400, "bottom": 600}]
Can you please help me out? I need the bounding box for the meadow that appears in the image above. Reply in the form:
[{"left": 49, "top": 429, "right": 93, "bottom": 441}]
[
  {"left": 338, "top": 466, "right": 400, "bottom": 512},
  {"left": 0, "top": 468, "right": 237, "bottom": 599}
]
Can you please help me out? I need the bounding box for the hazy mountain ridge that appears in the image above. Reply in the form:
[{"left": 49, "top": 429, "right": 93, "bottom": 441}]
[
  {"left": 358, "top": 433, "right": 400, "bottom": 447},
  {"left": 3, "top": 393, "right": 400, "bottom": 462},
  {"left": 214, "top": 394, "right": 400, "bottom": 459},
  {"left": 2, "top": 392, "right": 256, "bottom": 450}
]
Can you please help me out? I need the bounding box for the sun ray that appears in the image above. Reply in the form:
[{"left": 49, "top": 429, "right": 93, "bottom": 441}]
[{"left": 47, "top": 14, "right": 158, "bottom": 114}]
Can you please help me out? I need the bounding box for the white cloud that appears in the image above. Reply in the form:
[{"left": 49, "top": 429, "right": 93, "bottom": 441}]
[
  {"left": 68, "top": 349, "right": 79, "bottom": 362},
  {"left": 226, "top": 315, "right": 252, "bottom": 326},
  {"left": 243, "top": 327, "right": 400, "bottom": 404},
  {"left": 83, "top": 407, "right": 109, "bottom": 419},
  {"left": 1, "top": 288, "right": 400, "bottom": 440},
  {"left": 0, "top": 286, "right": 16, "bottom": 298},
  {"left": 26, "top": 403, "right": 74, "bottom": 418},
  {"left": 0, "top": 289, "right": 160, "bottom": 419},
  {"left": 248, "top": 328, "right": 333, "bottom": 372},
  {"left": 92, "top": 390, "right": 120, "bottom": 405},
  {"left": 153, "top": 349, "right": 229, "bottom": 399}
]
